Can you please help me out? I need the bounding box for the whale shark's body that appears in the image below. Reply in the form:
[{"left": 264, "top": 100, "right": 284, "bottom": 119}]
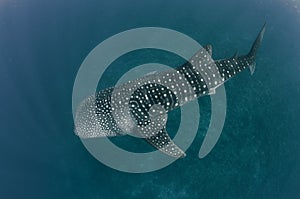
[{"left": 75, "top": 24, "right": 266, "bottom": 158}]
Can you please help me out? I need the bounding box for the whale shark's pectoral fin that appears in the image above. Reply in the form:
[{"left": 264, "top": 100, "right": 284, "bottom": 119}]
[
  {"left": 133, "top": 104, "right": 186, "bottom": 158},
  {"left": 204, "top": 44, "right": 213, "bottom": 56},
  {"left": 144, "top": 127, "right": 186, "bottom": 158}
]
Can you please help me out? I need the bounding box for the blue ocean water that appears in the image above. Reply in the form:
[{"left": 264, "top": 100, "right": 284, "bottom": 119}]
[{"left": 0, "top": 0, "right": 299, "bottom": 198}]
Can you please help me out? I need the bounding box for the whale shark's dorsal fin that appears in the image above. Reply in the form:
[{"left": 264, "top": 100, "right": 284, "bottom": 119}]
[
  {"left": 231, "top": 51, "right": 238, "bottom": 59},
  {"left": 203, "top": 44, "right": 212, "bottom": 56},
  {"left": 145, "top": 127, "right": 186, "bottom": 158}
]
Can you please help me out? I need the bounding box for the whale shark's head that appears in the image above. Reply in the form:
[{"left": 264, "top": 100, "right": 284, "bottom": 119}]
[{"left": 74, "top": 89, "right": 125, "bottom": 138}]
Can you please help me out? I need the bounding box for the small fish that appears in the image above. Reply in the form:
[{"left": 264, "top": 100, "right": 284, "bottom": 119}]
[{"left": 75, "top": 24, "right": 266, "bottom": 158}]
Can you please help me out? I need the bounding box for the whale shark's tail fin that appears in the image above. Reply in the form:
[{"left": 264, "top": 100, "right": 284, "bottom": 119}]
[
  {"left": 248, "top": 23, "right": 266, "bottom": 75},
  {"left": 248, "top": 23, "right": 266, "bottom": 57}
]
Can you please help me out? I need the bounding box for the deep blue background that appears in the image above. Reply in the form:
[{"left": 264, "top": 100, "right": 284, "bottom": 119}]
[{"left": 0, "top": 0, "right": 299, "bottom": 198}]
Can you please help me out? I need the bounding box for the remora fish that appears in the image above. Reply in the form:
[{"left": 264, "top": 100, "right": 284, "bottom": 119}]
[{"left": 75, "top": 24, "right": 266, "bottom": 158}]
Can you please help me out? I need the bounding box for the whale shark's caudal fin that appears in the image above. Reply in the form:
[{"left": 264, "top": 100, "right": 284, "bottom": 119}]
[{"left": 248, "top": 23, "right": 266, "bottom": 75}]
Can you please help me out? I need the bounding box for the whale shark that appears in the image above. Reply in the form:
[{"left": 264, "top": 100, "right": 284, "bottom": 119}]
[{"left": 74, "top": 24, "right": 266, "bottom": 158}]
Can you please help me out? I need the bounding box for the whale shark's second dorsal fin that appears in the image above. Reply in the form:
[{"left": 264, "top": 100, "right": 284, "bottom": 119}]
[
  {"left": 144, "top": 127, "right": 186, "bottom": 158},
  {"left": 203, "top": 44, "right": 212, "bottom": 56}
]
